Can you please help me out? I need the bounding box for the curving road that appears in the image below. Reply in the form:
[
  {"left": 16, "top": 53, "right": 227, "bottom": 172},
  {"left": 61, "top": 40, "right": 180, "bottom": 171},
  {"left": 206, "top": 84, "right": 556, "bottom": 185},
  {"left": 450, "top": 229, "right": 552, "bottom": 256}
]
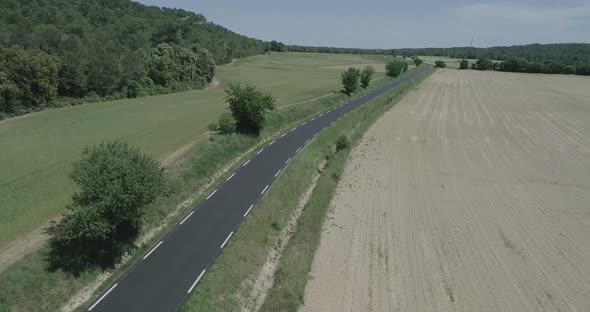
[{"left": 88, "top": 65, "right": 432, "bottom": 312}]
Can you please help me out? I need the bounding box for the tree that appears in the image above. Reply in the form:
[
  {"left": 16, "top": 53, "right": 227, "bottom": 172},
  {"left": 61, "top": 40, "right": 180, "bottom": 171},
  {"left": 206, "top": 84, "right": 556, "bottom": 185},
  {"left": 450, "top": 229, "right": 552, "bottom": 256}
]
[
  {"left": 413, "top": 58, "right": 423, "bottom": 66},
  {"left": 360, "top": 66, "right": 375, "bottom": 89},
  {"left": 225, "top": 83, "right": 276, "bottom": 134},
  {"left": 476, "top": 58, "right": 493, "bottom": 70},
  {"left": 341, "top": 67, "right": 361, "bottom": 95},
  {"left": 385, "top": 59, "right": 405, "bottom": 78},
  {"left": 434, "top": 60, "right": 446, "bottom": 68},
  {"left": 48, "top": 141, "right": 166, "bottom": 272},
  {"left": 459, "top": 59, "right": 469, "bottom": 69}
]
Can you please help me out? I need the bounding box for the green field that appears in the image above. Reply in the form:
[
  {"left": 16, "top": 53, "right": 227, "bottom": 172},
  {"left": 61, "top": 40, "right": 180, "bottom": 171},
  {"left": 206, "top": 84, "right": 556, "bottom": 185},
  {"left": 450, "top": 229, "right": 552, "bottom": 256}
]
[
  {"left": 0, "top": 52, "right": 386, "bottom": 249},
  {"left": 418, "top": 55, "right": 499, "bottom": 69}
]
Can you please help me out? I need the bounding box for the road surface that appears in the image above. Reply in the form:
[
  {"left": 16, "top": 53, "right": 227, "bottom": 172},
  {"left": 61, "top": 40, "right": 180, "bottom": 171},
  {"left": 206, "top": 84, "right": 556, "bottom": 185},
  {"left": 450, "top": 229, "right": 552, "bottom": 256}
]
[{"left": 89, "top": 65, "right": 432, "bottom": 312}]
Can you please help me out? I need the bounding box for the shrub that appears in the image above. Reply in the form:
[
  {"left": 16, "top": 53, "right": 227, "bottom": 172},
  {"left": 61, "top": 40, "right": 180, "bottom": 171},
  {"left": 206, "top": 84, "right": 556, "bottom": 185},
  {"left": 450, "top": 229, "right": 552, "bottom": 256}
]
[
  {"left": 476, "top": 58, "right": 493, "bottom": 70},
  {"left": 341, "top": 67, "right": 361, "bottom": 95},
  {"left": 564, "top": 65, "right": 576, "bottom": 75},
  {"left": 208, "top": 122, "right": 218, "bottom": 132},
  {"left": 434, "top": 60, "right": 446, "bottom": 68},
  {"left": 225, "top": 83, "right": 276, "bottom": 135},
  {"left": 360, "top": 66, "right": 375, "bottom": 89},
  {"left": 48, "top": 141, "right": 166, "bottom": 273},
  {"left": 335, "top": 134, "right": 351, "bottom": 151},
  {"left": 413, "top": 58, "right": 423, "bottom": 66},
  {"left": 471, "top": 63, "right": 477, "bottom": 70},
  {"left": 459, "top": 59, "right": 469, "bottom": 69},
  {"left": 385, "top": 59, "right": 405, "bottom": 77},
  {"left": 217, "top": 112, "right": 236, "bottom": 135}
]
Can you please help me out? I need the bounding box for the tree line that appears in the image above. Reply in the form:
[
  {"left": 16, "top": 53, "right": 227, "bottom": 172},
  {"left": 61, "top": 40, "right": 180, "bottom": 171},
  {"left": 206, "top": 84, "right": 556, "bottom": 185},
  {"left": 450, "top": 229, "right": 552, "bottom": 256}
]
[{"left": 0, "top": 0, "right": 279, "bottom": 119}]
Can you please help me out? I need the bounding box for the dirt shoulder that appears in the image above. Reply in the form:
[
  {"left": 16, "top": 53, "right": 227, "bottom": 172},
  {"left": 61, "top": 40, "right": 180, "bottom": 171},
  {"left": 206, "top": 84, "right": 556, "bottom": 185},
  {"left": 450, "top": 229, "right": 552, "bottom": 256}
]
[{"left": 301, "top": 69, "right": 590, "bottom": 311}]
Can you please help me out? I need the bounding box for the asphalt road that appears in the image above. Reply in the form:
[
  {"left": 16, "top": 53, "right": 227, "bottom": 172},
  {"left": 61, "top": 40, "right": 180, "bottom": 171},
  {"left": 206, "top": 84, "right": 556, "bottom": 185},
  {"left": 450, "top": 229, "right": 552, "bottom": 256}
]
[{"left": 89, "top": 65, "right": 432, "bottom": 312}]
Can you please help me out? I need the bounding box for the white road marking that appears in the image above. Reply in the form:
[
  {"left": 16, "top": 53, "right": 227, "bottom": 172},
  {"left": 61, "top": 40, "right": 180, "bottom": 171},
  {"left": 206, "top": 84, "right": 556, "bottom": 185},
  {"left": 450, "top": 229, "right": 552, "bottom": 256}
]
[
  {"left": 291, "top": 127, "right": 297, "bottom": 131},
  {"left": 331, "top": 122, "right": 335, "bottom": 126},
  {"left": 220, "top": 232, "right": 234, "bottom": 249},
  {"left": 244, "top": 204, "right": 254, "bottom": 217},
  {"left": 274, "top": 169, "right": 281, "bottom": 178},
  {"left": 337, "top": 117, "right": 341, "bottom": 120},
  {"left": 179, "top": 211, "right": 194, "bottom": 225},
  {"left": 269, "top": 140, "right": 275, "bottom": 145},
  {"left": 319, "top": 113, "right": 324, "bottom": 117},
  {"left": 206, "top": 189, "right": 217, "bottom": 200},
  {"left": 311, "top": 117, "right": 316, "bottom": 121},
  {"left": 143, "top": 241, "right": 163, "bottom": 260},
  {"left": 322, "top": 127, "right": 327, "bottom": 131},
  {"left": 301, "top": 122, "right": 307, "bottom": 126},
  {"left": 305, "top": 139, "right": 310, "bottom": 144},
  {"left": 243, "top": 159, "right": 251, "bottom": 167},
  {"left": 88, "top": 284, "right": 118, "bottom": 311},
  {"left": 314, "top": 133, "right": 319, "bottom": 137},
  {"left": 257, "top": 149, "right": 264, "bottom": 155},
  {"left": 296, "top": 147, "right": 301, "bottom": 153},
  {"left": 226, "top": 173, "right": 236, "bottom": 181},
  {"left": 280, "top": 133, "right": 287, "bottom": 138},
  {"left": 187, "top": 270, "right": 206, "bottom": 294},
  {"left": 261, "top": 185, "right": 269, "bottom": 195},
  {"left": 285, "top": 157, "right": 292, "bottom": 164}
]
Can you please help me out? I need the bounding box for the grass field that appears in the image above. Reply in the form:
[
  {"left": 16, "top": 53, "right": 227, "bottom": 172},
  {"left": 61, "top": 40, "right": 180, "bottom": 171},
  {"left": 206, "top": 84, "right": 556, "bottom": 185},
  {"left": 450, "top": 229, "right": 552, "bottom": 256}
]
[
  {"left": 0, "top": 52, "right": 387, "bottom": 249},
  {"left": 418, "top": 55, "right": 500, "bottom": 69}
]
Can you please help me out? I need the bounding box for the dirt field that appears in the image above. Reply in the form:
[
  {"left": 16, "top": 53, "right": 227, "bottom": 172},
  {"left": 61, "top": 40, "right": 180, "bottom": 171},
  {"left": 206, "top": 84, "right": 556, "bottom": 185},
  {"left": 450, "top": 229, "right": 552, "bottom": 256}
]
[{"left": 301, "top": 69, "right": 590, "bottom": 311}]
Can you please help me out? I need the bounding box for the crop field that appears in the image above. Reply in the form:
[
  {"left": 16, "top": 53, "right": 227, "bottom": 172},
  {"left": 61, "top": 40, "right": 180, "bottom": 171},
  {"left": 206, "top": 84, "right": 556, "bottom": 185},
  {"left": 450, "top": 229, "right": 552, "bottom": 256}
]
[
  {"left": 0, "top": 52, "right": 386, "bottom": 249},
  {"left": 302, "top": 69, "right": 590, "bottom": 311},
  {"left": 418, "top": 55, "right": 478, "bottom": 69}
]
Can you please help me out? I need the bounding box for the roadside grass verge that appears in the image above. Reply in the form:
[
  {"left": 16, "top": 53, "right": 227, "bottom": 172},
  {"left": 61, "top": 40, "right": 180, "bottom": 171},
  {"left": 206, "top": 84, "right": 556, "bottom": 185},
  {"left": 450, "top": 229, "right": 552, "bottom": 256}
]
[
  {"left": 0, "top": 68, "right": 401, "bottom": 312},
  {"left": 183, "top": 67, "right": 433, "bottom": 311}
]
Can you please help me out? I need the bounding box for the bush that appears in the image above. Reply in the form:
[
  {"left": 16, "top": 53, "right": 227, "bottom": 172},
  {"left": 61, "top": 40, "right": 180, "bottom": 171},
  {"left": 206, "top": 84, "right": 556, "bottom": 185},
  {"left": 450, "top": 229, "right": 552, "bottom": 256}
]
[
  {"left": 459, "top": 59, "right": 469, "bottom": 69},
  {"left": 217, "top": 112, "right": 236, "bottom": 135},
  {"left": 434, "top": 60, "right": 446, "bottom": 68},
  {"left": 335, "top": 134, "right": 350, "bottom": 151},
  {"left": 225, "top": 83, "right": 276, "bottom": 135},
  {"left": 413, "top": 58, "right": 423, "bottom": 66},
  {"left": 476, "top": 58, "right": 493, "bottom": 70},
  {"left": 564, "top": 65, "right": 576, "bottom": 75},
  {"left": 471, "top": 63, "right": 477, "bottom": 70},
  {"left": 359, "top": 66, "right": 375, "bottom": 89},
  {"left": 385, "top": 59, "right": 405, "bottom": 77},
  {"left": 208, "top": 122, "right": 218, "bottom": 132},
  {"left": 48, "top": 141, "right": 166, "bottom": 273},
  {"left": 341, "top": 67, "right": 361, "bottom": 95}
]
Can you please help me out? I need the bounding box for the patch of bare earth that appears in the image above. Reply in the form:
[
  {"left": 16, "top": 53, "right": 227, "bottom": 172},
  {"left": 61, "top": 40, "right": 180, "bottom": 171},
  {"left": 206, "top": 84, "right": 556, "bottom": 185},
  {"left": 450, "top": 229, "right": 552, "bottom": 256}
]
[{"left": 301, "top": 69, "right": 590, "bottom": 312}]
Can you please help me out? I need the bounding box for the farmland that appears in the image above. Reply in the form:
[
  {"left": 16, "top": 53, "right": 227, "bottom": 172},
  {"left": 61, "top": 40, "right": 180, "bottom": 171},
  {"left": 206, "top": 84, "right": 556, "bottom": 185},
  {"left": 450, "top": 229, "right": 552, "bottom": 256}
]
[
  {"left": 302, "top": 69, "right": 590, "bottom": 311},
  {"left": 0, "top": 52, "right": 387, "bottom": 249}
]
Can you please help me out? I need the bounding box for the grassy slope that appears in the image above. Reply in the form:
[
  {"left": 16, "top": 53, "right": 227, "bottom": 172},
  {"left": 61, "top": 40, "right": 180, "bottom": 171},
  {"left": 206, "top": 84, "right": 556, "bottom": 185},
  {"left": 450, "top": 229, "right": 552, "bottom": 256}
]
[
  {"left": 183, "top": 67, "right": 432, "bottom": 311},
  {"left": 0, "top": 52, "right": 385, "bottom": 248},
  {"left": 0, "top": 53, "right": 392, "bottom": 312}
]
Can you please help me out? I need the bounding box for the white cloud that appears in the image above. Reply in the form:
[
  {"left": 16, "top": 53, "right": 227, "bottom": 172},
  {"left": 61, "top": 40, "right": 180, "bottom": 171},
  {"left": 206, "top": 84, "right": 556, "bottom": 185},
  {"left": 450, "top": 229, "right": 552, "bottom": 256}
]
[{"left": 454, "top": 3, "right": 590, "bottom": 28}]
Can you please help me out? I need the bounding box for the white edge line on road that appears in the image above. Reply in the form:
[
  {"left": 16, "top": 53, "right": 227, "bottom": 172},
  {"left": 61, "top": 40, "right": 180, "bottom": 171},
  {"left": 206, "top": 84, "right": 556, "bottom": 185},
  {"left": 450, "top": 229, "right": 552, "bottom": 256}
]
[
  {"left": 285, "top": 157, "right": 292, "bottom": 164},
  {"left": 244, "top": 204, "right": 254, "bottom": 217},
  {"left": 261, "top": 185, "right": 269, "bottom": 195},
  {"left": 322, "top": 127, "right": 327, "bottom": 131},
  {"left": 291, "top": 127, "right": 297, "bottom": 131},
  {"left": 280, "top": 133, "right": 287, "bottom": 138},
  {"left": 305, "top": 139, "right": 310, "bottom": 144},
  {"left": 88, "top": 283, "right": 118, "bottom": 311},
  {"left": 257, "top": 148, "right": 264, "bottom": 155},
  {"left": 310, "top": 137, "right": 316, "bottom": 144},
  {"left": 314, "top": 133, "right": 319, "bottom": 137},
  {"left": 243, "top": 159, "right": 251, "bottom": 167},
  {"left": 301, "top": 122, "right": 307, "bottom": 125},
  {"left": 311, "top": 117, "right": 316, "bottom": 121},
  {"left": 269, "top": 140, "right": 275, "bottom": 145},
  {"left": 187, "top": 270, "right": 206, "bottom": 294},
  {"left": 206, "top": 189, "right": 217, "bottom": 200},
  {"left": 296, "top": 147, "right": 301, "bottom": 153},
  {"left": 331, "top": 122, "right": 335, "bottom": 126},
  {"left": 143, "top": 241, "right": 163, "bottom": 260},
  {"left": 220, "top": 231, "right": 234, "bottom": 249},
  {"left": 274, "top": 169, "right": 281, "bottom": 178},
  {"left": 319, "top": 113, "right": 324, "bottom": 117},
  {"left": 226, "top": 172, "right": 236, "bottom": 181},
  {"left": 179, "top": 211, "right": 194, "bottom": 225}
]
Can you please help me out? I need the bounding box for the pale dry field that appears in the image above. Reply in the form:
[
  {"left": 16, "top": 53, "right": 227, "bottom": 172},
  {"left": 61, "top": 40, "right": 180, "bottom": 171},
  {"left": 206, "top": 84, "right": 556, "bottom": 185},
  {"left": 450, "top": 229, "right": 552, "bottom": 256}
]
[{"left": 301, "top": 69, "right": 590, "bottom": 312}]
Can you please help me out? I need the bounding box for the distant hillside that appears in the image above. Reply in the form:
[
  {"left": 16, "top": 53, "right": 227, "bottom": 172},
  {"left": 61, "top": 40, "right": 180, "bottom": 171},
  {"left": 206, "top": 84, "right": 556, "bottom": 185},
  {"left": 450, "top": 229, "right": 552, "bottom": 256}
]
[{"left": 0, "top": 0, "right": 268, "bottom": 118}]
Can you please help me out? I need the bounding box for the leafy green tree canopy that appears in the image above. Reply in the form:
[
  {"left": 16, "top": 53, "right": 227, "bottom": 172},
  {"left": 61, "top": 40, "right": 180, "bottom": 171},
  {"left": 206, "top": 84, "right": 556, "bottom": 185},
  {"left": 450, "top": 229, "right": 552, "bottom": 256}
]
[
  {"left": 360, "top": 66, "right": 375, "bottom": 89},
  {"left": 434, "top": 60, "right": 447, "bottom": 68},
  {"left": 413, "top": 58, "right": 423, "bottom": 66},
  {"left": 459, "top": 59, "right": 469, "bottom": 69},
  {"left": 225, "top": 84, "right": 276, "bottom": 134},
  {"left": 341, "top": 67, "right": 361, "bottom": 95},
  {"left": 476, "top": 58, "right": 493, "bottom": 70},
  {"left": 385, "top": 59, "right": 405, "bottom": 78},
  {"left": 48, "top": 141, "right": 166, "bottom": 272}
]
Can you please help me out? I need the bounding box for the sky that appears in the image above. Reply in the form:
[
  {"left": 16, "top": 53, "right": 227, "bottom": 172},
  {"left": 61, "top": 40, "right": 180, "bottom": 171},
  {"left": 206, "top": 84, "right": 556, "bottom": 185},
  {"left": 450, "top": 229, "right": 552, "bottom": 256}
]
[{"left": 136, "top": 0, "right": 590, "bottom": 49}]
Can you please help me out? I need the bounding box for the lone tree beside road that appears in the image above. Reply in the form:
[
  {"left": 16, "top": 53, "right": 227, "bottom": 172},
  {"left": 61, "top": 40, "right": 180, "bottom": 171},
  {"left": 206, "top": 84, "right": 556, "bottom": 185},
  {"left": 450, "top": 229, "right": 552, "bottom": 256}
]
[
  {"left": 413, "top": 58, "right": 423, "bottom": 66},
  {"left": 341, "top": 67, "right": 361, "bottom": 95},
  {"left": 360, "top": 66, "right": 375, "bottom": 89},
  {"left": 385, "top": 59, "right": 405, "bottom": 78},
  {"left": 435, "top": 60, "right": 447, "bottom": 68},
  {"left": 49, "top": 141, "right": 166, "bottom": 273},
  {"left": 225, "top": 83, "right": 276, "bottom": 134}
]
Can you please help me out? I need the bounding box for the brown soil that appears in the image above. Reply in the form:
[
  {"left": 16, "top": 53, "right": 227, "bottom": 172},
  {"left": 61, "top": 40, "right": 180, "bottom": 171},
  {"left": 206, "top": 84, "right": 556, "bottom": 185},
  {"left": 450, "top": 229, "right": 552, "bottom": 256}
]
[{"left": 301, "top": 69, "right": 590, "bottom": 312}]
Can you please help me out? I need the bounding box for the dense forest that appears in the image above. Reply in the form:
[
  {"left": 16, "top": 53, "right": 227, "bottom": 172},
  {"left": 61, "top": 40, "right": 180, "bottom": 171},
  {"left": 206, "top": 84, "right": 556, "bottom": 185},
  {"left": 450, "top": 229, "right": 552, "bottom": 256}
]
[
  {"left": 0, "top": 0, "right": 270, "bottom": 118},
  {"left": 289, "top": 43, "right": 590, "bottom": 76}
]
